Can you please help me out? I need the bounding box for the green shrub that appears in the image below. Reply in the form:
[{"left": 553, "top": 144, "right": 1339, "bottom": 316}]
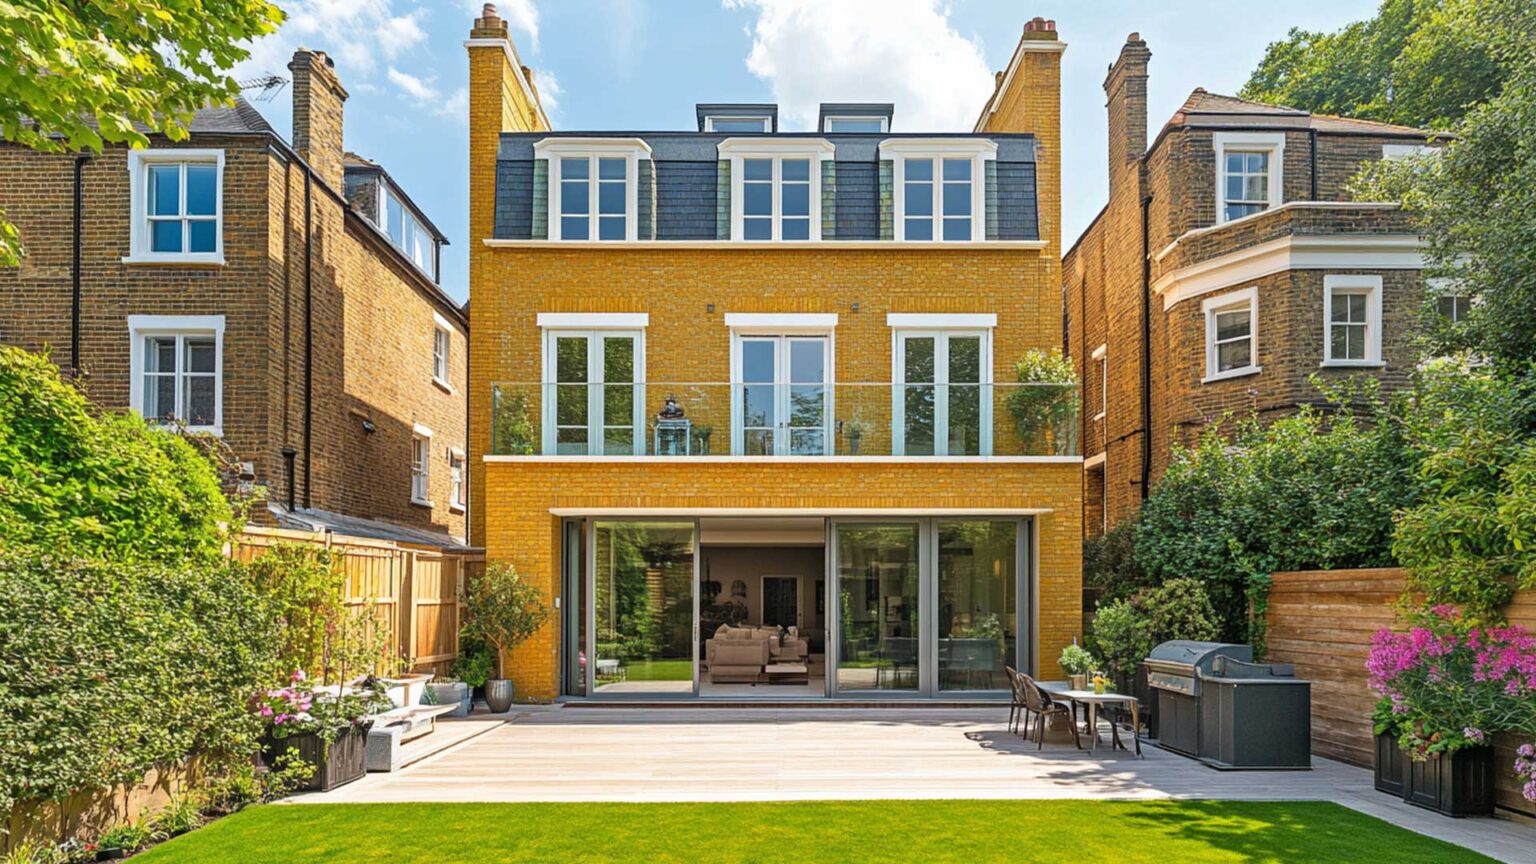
[
  {"left": 0, "top": 346, "right": 231, "bottom": 561},
  {"left": 243, "top": 543, "right": 393, "bottom": 684},
  {"left": 1391, "top": 359, "right": 1536, "bottom": 618},
  {"left": 1084, "top": 521, "right": 1151, "bottom": 603},
  {"left": 1089, "top": 579, "right": 1219, "bottom": 678},
  {"left": 1088, "top": 600, "right": 1151, "bottom": 680},
  {"left": 1135, "top": 387, "right": 1414, "bottom": 643},
  {"left": 1003, "top": 349, "right": 1079, "bottom": 455},
  {"left": 1058, "top": 643, "right": 1096, "bottom": 676},
  {"left": 0, "top": 553, "right": 280, "bottom": 813}
]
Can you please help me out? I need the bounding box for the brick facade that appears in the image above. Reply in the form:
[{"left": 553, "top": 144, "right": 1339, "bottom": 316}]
[
  {"left": 1064, "top": 35, "right": 1440, "bottom": 534},
  {"left": 0, "top": 51, "right": 468, "bottom": 543},
  {"left": 468, "top": 15, "right": 1082, "bottom": 699}
]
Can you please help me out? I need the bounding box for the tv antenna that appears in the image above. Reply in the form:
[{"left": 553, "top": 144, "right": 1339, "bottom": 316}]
[{"left": 239, "top": 73, "right": 288, "bottom": 102}]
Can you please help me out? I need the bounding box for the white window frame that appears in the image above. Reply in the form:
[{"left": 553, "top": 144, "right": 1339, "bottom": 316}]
[
  {"left": 1213, "top": 132, "right": 1285, "bottom": 226},
  {"left": 823, "top": 115, "right": 889, "bottom": 134},
  {"left": 726, "top": 315, "right": 837, "bottom": 457},
  {"left": 888, "top": 317, "right": 994, "bottom": 456},
  {"left": 880, "top": 139, "right": 996, "bottom": 243},
  {"left": 535, "top": 139, "right": 650, "bottom": 243},
  {"left": 1201, "top": 287, "right": 1261, "bottom": 382},
  {"left": 1428, "top": 277, "right": 1471, "bottom": 324},
  {"left": 539, "top": 319, "right": 647, "bottom": 455},
  {"left": 1383, "top": 143, "right": 1433, "bottom": 161},
  {"left": 718, "top": 138, "right": 834, "bottom": 242},
  {"left": 124, "top": 149, "right": 225, "bottom": 265},
  {"left": 411, "top": 424, "right": 433, "bottom": 506},
  {"left": 1323, "top": 274, "right": 1384, "bottom": 367},
  {"left": 432, "top": 312, "right": 453, "bottom": 391},
  {"left": 382, "top": 181, "right": 438, "bottom": 275},
  {"left": 127, "top": 314, "right": 225, "bottom": 435},
  {"left": 448, "top": 447, "right": 466, "bottom": 512},
  {"left": 704, "top": 116, "right": 771, "bottom": 133},
  {"left": 1091, "top": 343, "right": 1107, "bottom": 422}
]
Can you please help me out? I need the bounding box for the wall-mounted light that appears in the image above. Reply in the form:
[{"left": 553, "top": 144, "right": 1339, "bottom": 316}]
[
  {"left": 706, "top": 303, "right": 716, "bottom": 313},
  {"left": 851, "top": 302, "right": 860, "bottom": 313},
  {"left": 360, "top": 418, "right": 377, "bottom": 434}
]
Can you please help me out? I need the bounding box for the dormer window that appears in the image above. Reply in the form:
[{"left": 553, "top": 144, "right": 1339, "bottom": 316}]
[
  {"left": 534, "top": 139, "right": 650, "bottom": 242},
  {"left": 706, "top": 116, "right": 771, "bottom": 133},
  {"left": 719, "top": 139, "right": 833, "bottom": 242},
  {"left": 880, "top": 139, "right": 995, "bottom": 243},
  {"left": 824, "top": 116, "right": 887, "bottom": 133},
  {"left": 382, "top": 183, "right": 437, "bottom": 275}
]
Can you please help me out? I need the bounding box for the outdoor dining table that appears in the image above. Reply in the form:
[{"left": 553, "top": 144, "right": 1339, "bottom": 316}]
[{"left": 1038, "top": 681, "right": 1142, "bottom": 757}]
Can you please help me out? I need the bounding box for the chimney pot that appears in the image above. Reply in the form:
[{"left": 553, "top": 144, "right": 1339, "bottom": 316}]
[
  {"left": 1128, "top": 31, "right": 1141, "bottom": 42},
  {"left": 482, "top": 2, "right": 497, "bottom": 16}
]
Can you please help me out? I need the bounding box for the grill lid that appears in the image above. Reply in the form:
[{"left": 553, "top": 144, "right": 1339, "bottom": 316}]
[{"left": 1145, "top": 641, "right": 1252, "bottom": 674}]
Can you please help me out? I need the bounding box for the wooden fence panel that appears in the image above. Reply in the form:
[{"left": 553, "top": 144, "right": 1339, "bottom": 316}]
[{"left": 1267, "top": 567, "right": 1535, "bottom": 817}]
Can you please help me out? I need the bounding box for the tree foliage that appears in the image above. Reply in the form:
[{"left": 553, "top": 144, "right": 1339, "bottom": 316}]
[
  {"left": 1134, "top": 387, "right": 1415, "bottom": 643},
  {"left": 1240, "top": 0, "right": 1530, "bottom": 130},
  {"left": 461, "top": 562, "right": 553, "bottom": 679},
  {"left": 0, "top": 346, "right": 231, "bottom": 562},
  {"left": 1090, "top": 579, "right": 1219, "bottom": 680},
  {"left": 0, "top": 0, "right": 284, "bottom": 264},
  {"left": 1353, "top": 58, "right": 1536, "bottom": 365},
  {"left": 1391, "top": 360, "right": 1536, "bottom": 618}
]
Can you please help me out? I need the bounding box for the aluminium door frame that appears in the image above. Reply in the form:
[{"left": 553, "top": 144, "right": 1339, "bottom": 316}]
[
  {"left": 729, "top": 332, "right": 833, "bottom": 456},
  {"left": 583, "top": 517, "right": 701, "bottom": 700}
]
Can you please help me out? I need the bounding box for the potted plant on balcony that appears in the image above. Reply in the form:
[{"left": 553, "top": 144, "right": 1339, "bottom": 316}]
[
  {"left": 843, "top": 417, "right": 869, "bottom": 455},
  {"left": 461, "top": 562, "right": 552, "bottom": 713},
  {"left": 1367, "top": 606, "right": 1536, "bottom": 817},
  {"left": 257, "top": 671, "right": 392, "bottom": 792},
  {"left": 1004, "top": 349, "right": 1079, "bottom": 455}
]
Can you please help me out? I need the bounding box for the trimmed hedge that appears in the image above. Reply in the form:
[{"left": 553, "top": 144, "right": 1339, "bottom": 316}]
[{"left": 0, "top": 553, "right": 279, "bottom": 812}]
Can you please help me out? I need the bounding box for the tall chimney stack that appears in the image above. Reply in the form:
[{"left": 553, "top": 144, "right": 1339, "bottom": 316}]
[
  {"left": 1104, "top": 33, "right": 1151, "bottom": 188},
  {"left": 288, "top": 48, "right": 349, "bottom": 190}
]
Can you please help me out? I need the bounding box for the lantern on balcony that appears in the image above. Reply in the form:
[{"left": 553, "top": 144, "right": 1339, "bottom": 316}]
[{"left": 653, "top": 394, "right": 691, "bottom": 456}]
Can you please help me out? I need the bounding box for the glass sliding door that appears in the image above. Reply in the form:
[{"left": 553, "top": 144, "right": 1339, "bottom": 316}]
[
  {"left": 833, "top": 523, "right": 922, "bottom": 692},
  {"left": 936, "top": 520, "right": 1017, "bottom": 692},
  {"left": 832, "top": 518, "right": 1028, "bottom": 697},
  {"left": 591, "top": 521, "right": 696, "bottom": 695},
  {"left": 734, "top": 335, "right": 830, "bottom": 456}
]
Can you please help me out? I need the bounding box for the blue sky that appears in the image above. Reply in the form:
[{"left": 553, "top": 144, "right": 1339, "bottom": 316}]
[{"left": 234, "top": 0, "right": 1382, "bottom": 303}]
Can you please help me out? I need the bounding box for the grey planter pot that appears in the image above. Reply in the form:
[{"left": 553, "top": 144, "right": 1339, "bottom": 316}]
[
  {"left": 484, "top": 678, "right": 516, "bottom": 713},
  {"left": 426, "top": 681, "right": 472, "bottom": 717}
]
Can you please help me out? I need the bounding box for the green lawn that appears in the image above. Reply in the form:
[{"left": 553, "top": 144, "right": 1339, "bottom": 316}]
[
  {"left": 132, "top": 800, "right": 1493, "bottom": 863},
  {"left": 599, "top": 658, "right": 691, "bottom": 682}
]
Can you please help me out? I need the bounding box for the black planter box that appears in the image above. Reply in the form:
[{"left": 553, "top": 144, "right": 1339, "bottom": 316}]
[
  {"left": 262, "top": 722, "right": 372, "bottom": 793},
  {"left": 1375, "top": 733, "right": 1494, "bottom": 817},
  {"left": 1374, "top": 731, "right": 1407, "bottom": 797}
]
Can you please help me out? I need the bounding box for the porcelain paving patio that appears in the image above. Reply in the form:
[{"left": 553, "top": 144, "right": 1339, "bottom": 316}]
[{"left": 296, "top": 706, "right": 1536, "bottom": 863}]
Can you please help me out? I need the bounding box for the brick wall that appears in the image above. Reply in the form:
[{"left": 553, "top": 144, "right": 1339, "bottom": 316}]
[
  {"left": 483, "top": 459, "right": 1083, "bottom": 700},
  {"left": 1065, "top": 35, "right": 1432, "bottom": 533},
  {"left": 0, "top": 59, "right": 467, "bottom": 542}
]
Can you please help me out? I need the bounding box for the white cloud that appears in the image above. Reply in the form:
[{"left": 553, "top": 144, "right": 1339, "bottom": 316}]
[
  {"left": 388, "top": 68, "right": 470, "bottom": 120},
  {"left": 532, "top": 69, "right": 561, "bottom": 114},
  {"left": 724, "top": 0, "right": 995, "bottom": 132},
  {"left": 387, "top": 67, "right": 435, "bottom": 102}
]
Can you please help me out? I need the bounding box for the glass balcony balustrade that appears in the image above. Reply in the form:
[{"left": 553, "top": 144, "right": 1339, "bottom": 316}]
[{"left": 489, "top": 381, "right": 1079, "bottom": 457}]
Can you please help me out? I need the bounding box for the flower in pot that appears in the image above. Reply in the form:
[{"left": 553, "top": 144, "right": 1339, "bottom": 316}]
[
  {"left": 460, "top": 562, "right": 552, "bottom": 713},
  {"left": 692, "top": 424, "right": 713, "bottom": 455},
  {"left": 1059, "top": 642, "right": 1095, "bottom": 691}
]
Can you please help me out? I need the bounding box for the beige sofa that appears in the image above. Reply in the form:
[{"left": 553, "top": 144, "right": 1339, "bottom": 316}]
[{"left": 705, "top": 624, "right": 808, "bottom": 683}]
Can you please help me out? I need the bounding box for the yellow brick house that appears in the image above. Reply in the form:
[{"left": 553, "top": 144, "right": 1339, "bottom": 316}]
[{"left": 467, "top": 8, "right": 1080, "bottom": 701}]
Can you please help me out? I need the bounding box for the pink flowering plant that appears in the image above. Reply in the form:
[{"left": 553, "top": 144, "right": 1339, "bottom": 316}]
[
  {"left": 1368, "top": 606, "right": 1536, "bottom": 799},
  {"left": 255, "top": 670, "right": 391, "bottom": 742}
]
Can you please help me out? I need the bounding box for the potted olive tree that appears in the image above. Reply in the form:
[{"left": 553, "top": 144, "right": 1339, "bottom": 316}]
[{"left": 461, "top": 562, "right": 552, "bottom": 713}]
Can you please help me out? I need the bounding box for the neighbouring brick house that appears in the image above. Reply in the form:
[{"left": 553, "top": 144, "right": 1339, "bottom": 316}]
[
  {"left": 0, "top": 49, "right": 471, "bottom": 547},
  {"left": 1064, "top": 34, "right": 1450, "bottom": 536},
  {"left": 467, "top": 6, "right": 1080, "bottom": 702}
]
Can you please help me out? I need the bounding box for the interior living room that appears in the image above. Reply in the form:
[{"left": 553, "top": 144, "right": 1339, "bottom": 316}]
[{"left": 566, "top": 515, "right": 1027, "bottom": 700}]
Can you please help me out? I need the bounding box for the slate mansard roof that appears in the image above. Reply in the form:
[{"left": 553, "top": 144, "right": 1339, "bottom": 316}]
[{"left": 491, "top": 130, "right": 1040, "bottom": 243}]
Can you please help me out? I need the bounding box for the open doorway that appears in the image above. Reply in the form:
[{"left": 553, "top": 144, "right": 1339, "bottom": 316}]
[{"left": 698, "top": 517, "right": 826, "bottom": 697}]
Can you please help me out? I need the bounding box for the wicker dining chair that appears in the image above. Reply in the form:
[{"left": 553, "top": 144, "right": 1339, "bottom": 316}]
[
  {"left": 1005, "top": 666, "right": 1029, "bottom": 735},
  {"left": 1020, "top": 675, "right": 1082, "bottom": 750}
]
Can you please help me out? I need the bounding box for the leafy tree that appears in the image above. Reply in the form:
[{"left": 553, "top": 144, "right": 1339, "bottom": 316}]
[
  {"left": 0, "top": 346, "right": 232, "bottom": 561},
  {"left": 461, "top": 562, "right": 552, "bottom": 680},
  {"left": 0, "top": 0, "right": 284, "bottom": 264},
  {"left": 1353, "top": 59, "right": 1536, "bottom": 365},
  {"left": 1240, "top": 0, "right": 1530, "bottom": 130}
]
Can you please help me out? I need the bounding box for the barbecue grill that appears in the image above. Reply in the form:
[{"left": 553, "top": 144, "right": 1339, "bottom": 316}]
[
  {"left": 1199, "top": 656, "right": 1311, "bottom": 769},
  {"left": 1145, "top": 641, "right": 1312, "bottom": 770},
  {"left": 1144, "top": 641, "right": 1251, "bottom": 759}
]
